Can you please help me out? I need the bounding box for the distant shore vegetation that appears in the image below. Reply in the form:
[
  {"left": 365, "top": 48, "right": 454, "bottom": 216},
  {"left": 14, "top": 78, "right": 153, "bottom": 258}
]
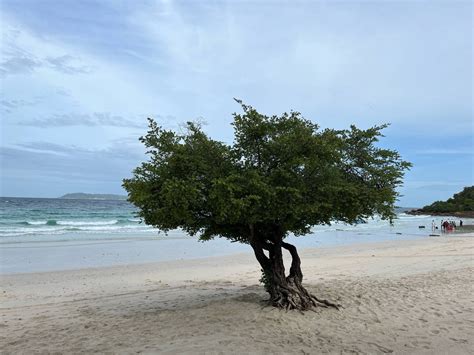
[{"left": 409, "top": 186, "right": 474, "bottom": 217}]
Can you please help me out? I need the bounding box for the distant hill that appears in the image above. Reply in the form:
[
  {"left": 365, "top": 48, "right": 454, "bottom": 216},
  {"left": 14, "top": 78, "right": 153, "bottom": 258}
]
[
  {"left": 395, "top": 206, "right": 419, "bottom": 213},
  {"left": 59, "top": 193, "right": 127, "bottom": 200},
  {"left": 408, "top": 186, "right": 474, "bottom": 218}
]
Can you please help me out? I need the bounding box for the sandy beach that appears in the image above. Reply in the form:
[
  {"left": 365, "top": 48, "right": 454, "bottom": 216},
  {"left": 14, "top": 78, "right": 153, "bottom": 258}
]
[{"left": 1, "top": 235, "right": 473, "bottom": 354}]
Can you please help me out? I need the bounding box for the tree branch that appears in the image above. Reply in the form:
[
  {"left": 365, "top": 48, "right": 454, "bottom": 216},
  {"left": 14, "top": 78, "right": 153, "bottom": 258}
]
[
  {"left": 282, "top": 241, "right": 303, "bottom": 281},
  {"left": 249, "top": 225, "right": 270, "bottom": 270}
]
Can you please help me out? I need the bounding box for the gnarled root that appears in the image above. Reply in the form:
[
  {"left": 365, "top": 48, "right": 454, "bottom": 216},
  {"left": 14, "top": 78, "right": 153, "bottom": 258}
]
[
  {"left": 250, "top": 233, "right": 340, "bottom": 312},
  {"left": 269, "top": 276, "right": 340, "bottom": 311}
]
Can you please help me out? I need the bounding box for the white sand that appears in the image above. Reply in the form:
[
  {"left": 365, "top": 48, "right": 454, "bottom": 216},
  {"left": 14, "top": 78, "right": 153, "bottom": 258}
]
[{"left": 1, "top": 235, "right": 473, "bottom": 354}]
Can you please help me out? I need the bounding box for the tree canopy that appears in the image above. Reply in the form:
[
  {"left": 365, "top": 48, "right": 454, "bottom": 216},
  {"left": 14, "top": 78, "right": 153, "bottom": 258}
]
[
  {"left": 123, "top": 100, "right": 411, "bottom": 310},
  {"left": 419, "top": 186, "right": 474, "bottom": 213}
]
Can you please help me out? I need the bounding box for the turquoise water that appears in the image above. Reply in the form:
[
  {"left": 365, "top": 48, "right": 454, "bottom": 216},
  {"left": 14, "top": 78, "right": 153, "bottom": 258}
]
[
  {"left": 1, "top": 197, "right": 470, "bottom": 243},
  {"left": 0, "top": 197, "right": 153, "bottom": 241},
  {"left": 1, "top": 197, "right": 471, "bottom": 273}
]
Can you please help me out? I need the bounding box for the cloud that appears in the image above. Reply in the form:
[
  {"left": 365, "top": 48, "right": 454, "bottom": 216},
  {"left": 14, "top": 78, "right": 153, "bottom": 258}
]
[
  {"left": 15, "top": 111, "right": 177, "bottom": 129},
  {"left": 44, "top": 55, "right": 91, "bottom": 74},
  {"left": 0, "top": 55, "right": 41, "bottom": 76},
  {"left": 1, "top": 0, "right": 472, "bottom": 200},
  {"left": 54, "top": 87, "right": 71, "bottom": 97},
  {"left": 0, "top": 53, "right": 92, "bottom": 77},
  {"left": 14, "top": 139, "right": 144, "bottom": 160},
  {"left": 15, "top": 141, "right": 80, "bottom": 156},
  {"left": 17, "top": 112, "right": 145, "bottom": 128},
  {"left": 0, "top": 22, "right": 92, "bottom": 77},
  {"left": 1, "top": 14, "right": 173, "bottom": 130},
  {"left": 0, "top": 98, "right": 39, "bottom": 113},
  {"left": 127, "top": 1, "right": 472, "bottom": 133},
  {"left": 1, "top": 139, "right": 145, "bottom": 183}
]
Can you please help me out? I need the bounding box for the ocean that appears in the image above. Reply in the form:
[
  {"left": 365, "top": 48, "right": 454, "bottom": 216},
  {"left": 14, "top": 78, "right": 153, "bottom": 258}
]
[
  {"left": 0, "top": 197, "right": 152, "bottom": 242},
  {"left": 1, "top": 197, "right": 471, "bottom": 274}
]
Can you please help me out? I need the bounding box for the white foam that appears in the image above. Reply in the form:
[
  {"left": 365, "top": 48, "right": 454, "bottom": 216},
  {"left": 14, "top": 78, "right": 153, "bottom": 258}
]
[{"left": 56, "top": 220, "right": 118, "bottom": 226}]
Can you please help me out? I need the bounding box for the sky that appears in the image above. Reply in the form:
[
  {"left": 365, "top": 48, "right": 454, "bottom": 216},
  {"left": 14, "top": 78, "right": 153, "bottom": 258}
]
[{"left": 0, "top": 0, "right": 472, "bottom": 206}]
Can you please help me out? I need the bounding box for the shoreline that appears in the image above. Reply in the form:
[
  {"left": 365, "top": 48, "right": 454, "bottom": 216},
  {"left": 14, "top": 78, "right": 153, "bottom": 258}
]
[
  {"left": 1, "top": 230, "right": 472, "bottom": 276},
  {"left": 407, "top": 210, "right": 474, "bottom": 218},
  {"left": 2, "top": 236, "right": 473, "bottom": 353},
  {"left": 0, "top": 231, "right": 472, "bottom": 278},
  {"left": 3, "top": 223, "right": 472, "bottom": 275}
]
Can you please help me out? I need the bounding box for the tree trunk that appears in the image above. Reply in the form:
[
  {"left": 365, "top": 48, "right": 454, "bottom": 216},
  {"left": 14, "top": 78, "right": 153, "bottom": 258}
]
[{"left": 250, "top": 237, "right": 339, "bottom": 311}]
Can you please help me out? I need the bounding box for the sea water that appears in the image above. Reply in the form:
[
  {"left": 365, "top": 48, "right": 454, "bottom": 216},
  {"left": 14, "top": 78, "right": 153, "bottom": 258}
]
[
  {"left": 1, "top": 197, "right": 471, "bottom": 273},
  {"left": 0, "top": 197, "right": 151, "bottom": 241}
]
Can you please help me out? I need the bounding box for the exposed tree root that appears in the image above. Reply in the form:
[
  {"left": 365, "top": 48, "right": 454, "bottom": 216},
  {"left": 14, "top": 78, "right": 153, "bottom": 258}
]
[
  {"left": 250, "top": 230, "right": 341, "bottom": 312},
  {"left": 265, "top": 290, "right": 340, "bottom": 311},
  {"left": 268, "top": 279, "right": 340, "bottom": 311},
  {"left": 311, "top": 295, "right": 341, "bottom": 310}
]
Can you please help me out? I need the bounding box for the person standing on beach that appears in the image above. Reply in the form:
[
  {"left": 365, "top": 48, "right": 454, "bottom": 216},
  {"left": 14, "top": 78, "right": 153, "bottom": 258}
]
[
  {"left": 441, "top": 220, "right": 444, "bottom": 231},
  {"left": 460, "top": 220, "right": 463, "bottom": 227},
  {"left": 431, "top": 220, "right": 436, "bottom": 231}
]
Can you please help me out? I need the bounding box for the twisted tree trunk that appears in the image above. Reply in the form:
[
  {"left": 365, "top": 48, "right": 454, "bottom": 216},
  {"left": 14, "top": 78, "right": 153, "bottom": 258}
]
[{"left": 250, "top": 232, "right": 339, "bottom": 311}]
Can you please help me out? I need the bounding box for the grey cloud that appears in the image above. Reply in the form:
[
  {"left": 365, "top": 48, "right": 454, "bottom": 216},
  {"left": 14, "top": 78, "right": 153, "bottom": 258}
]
[
  {"left": 14, "top": 140, "right": 144, "bottom": 160},
  {"left": 1, "top": 98, "right": 39, "bottom": 113},
  {"left": 16, "top": 112, "right": 177, "bottom": 128},
  {"left": 0, "top": 55, "right": 41, "bottom": 76},
  {"left": 0, "top": 53, "right": 92, "bottom": 77},
  {"left": 1, "top": 88, "right": 73, "bottom": 114},
  {"left": 1, "top": 25, "right": 92, "bottom": 77},
  {"left": 15, "top": 142, "right": 78, "bottom": 156},
  {"left": 1, "top": 140, "right": 145, "bottom": 184},
  {"left": 17, "top": 112, "right": 146, "bottom": 128},
  {"left": 45, "top": 55, "right": 92, "bottom": 74},
  {"left": 1, "top": 30, "right": 92, "bottom": 77},
  {"left": 18, "top": 142, "right": 65, "bottom": 151},
  {"left": 55, "top": 88, "right": 71, "bottom": 97}
]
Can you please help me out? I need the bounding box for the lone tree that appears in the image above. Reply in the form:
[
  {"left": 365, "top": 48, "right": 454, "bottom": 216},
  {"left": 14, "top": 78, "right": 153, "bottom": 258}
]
[{"left": 123, "top": 100, "right": 411, "bottom": 311}]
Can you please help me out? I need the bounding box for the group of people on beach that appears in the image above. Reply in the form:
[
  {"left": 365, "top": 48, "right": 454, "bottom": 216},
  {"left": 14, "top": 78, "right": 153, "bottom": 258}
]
[{"left": 436, "top": 219, "right": 463, "bottom": 232}]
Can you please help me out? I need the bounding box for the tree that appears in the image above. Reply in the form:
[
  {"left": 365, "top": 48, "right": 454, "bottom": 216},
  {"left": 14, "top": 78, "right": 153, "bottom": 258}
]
[
  {"left": 123, "top": 100, "right": 411, "bottom": 311},
  {"left": 420, "top": 186, "right": 474, "bottom": 213}
]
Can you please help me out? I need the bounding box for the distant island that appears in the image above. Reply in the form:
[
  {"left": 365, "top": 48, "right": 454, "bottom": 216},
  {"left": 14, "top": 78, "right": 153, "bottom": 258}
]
[
  {"left": 408, "top": 186, "right": 474, "bottom": 218},
  {"left": 59, "top": 193, "right": 127, "bottom": 200}
]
